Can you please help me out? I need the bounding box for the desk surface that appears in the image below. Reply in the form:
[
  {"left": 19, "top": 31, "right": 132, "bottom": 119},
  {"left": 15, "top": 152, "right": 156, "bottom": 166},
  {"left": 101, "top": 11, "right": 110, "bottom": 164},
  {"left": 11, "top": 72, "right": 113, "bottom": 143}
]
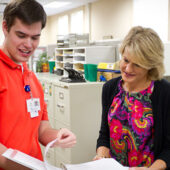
[{"left": 36, "top": 73, "right": 104, "bottom": 87}]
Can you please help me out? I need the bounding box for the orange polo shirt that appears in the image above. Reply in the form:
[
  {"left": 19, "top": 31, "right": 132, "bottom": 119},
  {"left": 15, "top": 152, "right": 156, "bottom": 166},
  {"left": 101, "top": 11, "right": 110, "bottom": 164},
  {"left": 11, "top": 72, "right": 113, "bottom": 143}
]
[{"left": 0, "top": 49, "right": 48, "bottom": 163}]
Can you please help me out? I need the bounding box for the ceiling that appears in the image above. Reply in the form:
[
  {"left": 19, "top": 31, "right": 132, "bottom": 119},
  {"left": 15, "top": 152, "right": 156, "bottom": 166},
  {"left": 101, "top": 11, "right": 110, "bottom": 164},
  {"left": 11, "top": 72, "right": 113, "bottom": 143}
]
[{"left": 0, "top": 0, "right": 97, "bottom": 16}]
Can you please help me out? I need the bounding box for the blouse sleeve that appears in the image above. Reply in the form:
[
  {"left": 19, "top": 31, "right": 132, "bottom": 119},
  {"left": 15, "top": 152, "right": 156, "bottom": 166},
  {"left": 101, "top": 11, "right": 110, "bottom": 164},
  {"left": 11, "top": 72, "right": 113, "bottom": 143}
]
[
  {"left": 96, "top": 83, "right": 110, "bottom": 149},
  {"left": 152, "top": 79, "right": 170, "bottom": 169}
]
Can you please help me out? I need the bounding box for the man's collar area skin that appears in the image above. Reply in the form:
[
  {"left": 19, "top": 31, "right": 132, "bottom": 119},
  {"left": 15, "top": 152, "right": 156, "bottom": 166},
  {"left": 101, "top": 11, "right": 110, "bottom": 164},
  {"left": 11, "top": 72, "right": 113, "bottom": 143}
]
[{"left": 0, "top": 49, "right": 28, "bottom": 71}]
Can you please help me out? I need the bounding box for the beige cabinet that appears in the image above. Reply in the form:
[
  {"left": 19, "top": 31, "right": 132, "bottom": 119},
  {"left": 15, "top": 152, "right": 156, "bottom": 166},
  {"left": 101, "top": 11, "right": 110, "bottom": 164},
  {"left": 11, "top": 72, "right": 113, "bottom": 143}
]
[
  {"left": 37, "top": 74, "right": 103, "bottom": 167},
  {"left": 36, "top": 74, "right": 57, "bottom": 165},
  {"left": 37, "top": 76, "right": 55, "bottom": 126},
  {"left": 53, "top": 81, "right": 103, "bottom": 167}
]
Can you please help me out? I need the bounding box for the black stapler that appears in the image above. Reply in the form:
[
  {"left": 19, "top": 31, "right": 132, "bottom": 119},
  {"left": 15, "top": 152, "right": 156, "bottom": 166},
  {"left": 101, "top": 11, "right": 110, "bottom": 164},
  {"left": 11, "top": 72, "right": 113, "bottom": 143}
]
[{"left": 60, "top": 68, "right": 86, "bottom": 83}]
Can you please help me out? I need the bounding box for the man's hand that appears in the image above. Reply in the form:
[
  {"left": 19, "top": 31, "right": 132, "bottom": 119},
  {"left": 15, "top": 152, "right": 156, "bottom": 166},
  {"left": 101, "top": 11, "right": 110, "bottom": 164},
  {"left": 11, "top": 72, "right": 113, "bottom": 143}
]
[{"left": 52, "top": 128, "right": 76, "bottom": 148}]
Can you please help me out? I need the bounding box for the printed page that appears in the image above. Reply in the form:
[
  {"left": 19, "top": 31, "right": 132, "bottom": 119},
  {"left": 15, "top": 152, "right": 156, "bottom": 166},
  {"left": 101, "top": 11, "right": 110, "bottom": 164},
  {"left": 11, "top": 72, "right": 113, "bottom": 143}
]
[
  {"left": 44, "top": 138, "right": 61, "bottom": 170},
  {"left": 2, "top": 147, "right": 61, "bottom": 170},
  {"left": 64, "top": 158, "right": 129, "bottom": 170},
  {"left": 44, "top": 139, "right": 129, "bottom": 170},
  {"left": 3, "top": 138, "right": 129, "bottom": 170},
  {"left": 2, "top": 148, "right": 47, "bottom": 170}
]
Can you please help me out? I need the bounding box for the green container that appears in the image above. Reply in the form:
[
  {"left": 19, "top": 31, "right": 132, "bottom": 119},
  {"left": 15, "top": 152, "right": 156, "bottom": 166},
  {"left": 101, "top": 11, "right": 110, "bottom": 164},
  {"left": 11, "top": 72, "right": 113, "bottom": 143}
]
[
  {"left": 84, "top": 64, "right": 97, "bottom": 82},
  {"left": 84, "top": 64, "right": 88, "bottom": 81},
  {"left": 48, "top": 61, "right": 55, "bottom": 73}
]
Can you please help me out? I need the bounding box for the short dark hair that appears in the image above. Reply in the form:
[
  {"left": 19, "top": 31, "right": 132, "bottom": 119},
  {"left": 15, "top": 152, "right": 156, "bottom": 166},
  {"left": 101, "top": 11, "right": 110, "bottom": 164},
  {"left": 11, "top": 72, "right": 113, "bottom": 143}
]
[{"left": 3, "top": 0, "right": 47, "bottom": 31}]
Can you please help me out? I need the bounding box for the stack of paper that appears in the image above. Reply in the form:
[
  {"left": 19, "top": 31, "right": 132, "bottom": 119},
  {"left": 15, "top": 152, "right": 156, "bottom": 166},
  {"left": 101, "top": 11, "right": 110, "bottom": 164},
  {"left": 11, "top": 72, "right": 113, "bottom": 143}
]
[{"left": 2, "top": 139, "right": 128, "bottom": 170}]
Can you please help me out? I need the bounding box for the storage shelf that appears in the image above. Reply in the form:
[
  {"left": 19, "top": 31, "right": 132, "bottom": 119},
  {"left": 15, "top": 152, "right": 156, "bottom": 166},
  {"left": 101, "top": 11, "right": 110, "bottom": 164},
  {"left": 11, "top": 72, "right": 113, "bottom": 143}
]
[{"left": 55, "top": 46, "right": 116, "bottom": 76}]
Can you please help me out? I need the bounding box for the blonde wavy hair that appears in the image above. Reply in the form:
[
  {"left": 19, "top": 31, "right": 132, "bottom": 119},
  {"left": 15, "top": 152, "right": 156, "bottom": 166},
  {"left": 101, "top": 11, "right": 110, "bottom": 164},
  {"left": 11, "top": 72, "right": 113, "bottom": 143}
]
[{"left": 119, "top": 26, "right": 165, "bottom": 80}]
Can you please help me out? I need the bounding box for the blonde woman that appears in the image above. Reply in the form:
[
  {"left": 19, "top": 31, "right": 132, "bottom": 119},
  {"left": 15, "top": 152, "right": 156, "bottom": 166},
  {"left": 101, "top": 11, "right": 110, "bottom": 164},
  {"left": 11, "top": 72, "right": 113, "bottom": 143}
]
[{"left": 94, "top": 26, "right": 170, "bottom": 170}]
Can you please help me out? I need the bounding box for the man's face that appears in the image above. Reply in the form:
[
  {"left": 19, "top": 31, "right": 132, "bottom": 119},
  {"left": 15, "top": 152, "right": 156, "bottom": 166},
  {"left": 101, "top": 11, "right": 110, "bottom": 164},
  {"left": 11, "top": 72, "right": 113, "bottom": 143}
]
[{"left": 2, "top": 18, "right": 42, "bottom": 63}]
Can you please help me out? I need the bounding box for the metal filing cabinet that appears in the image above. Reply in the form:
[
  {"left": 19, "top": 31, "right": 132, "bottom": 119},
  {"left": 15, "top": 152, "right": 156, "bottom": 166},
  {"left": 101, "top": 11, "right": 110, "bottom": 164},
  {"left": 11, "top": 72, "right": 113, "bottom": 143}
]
[
  {"left": 36, "top": 73, "right": 103, "bottom": 167},
  {"left": 36, "top": 74, "right": 57, "bottom": 165},
  {"left": 52, "top": 81, "right": 103, "bottom": 167}
]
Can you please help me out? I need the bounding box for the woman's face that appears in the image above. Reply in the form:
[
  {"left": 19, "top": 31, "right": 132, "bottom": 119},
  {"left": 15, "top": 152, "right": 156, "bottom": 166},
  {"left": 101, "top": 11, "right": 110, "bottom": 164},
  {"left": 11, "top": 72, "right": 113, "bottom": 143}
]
[{"left": 120, "top": 47, "right": 149, "bottom": 85}]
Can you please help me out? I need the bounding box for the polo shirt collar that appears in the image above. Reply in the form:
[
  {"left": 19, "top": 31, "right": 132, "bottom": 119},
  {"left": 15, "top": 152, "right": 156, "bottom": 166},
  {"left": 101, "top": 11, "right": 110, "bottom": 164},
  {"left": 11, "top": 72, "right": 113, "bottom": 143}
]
[{"left": 0, "top": 49, "right": 21, "bottom": 69}]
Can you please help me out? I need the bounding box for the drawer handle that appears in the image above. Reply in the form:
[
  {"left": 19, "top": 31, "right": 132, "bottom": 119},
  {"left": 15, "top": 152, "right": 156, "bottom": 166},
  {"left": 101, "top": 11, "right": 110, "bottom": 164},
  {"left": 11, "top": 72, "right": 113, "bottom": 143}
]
[
  {"left": 59, "top": 92, "right": 64, "bottom": 99},
  {"left": 57, "top": 104, "right": 64, "bottom": 112},
  {"left": 44, "top": 88, "right": 48, "bottom": 94},
  {"left": 57, "top": 104, "right": 64, "bottom": 109}
]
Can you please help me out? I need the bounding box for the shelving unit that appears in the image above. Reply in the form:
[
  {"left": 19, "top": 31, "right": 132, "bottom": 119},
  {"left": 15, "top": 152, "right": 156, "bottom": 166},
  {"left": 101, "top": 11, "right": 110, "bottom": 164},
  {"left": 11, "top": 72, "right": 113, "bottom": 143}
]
[{"left": 55, "top": 46, "right": 116, "bottom": 76}]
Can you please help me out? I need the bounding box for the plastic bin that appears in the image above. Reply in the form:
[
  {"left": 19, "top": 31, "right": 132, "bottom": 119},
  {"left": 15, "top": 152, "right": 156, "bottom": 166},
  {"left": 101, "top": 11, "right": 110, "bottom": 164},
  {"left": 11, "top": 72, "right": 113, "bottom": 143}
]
[
  {"left": 84, "top": 64, "right": 98, "bottom": 82},
  {"left": 97, "top": 62, "right": 121, "bottom": 81},
  {"left": 48, "top": 61, "right": 55, "bottom": 73}
]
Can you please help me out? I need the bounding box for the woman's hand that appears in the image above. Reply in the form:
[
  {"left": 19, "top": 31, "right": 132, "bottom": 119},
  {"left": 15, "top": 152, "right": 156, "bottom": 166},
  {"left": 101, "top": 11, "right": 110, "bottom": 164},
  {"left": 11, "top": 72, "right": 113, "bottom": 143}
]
[
  {"left": 93, "top": 155, "right": 105, "bottom": 161},
  {"left": 129, "top": 167, "right": 150, "bottom": 170},
  {"left": 93, "top": 146, "right": 110, "bottom": 161},
  {"left": 54, "top": 128, "right": 76, "bottom": 148}
]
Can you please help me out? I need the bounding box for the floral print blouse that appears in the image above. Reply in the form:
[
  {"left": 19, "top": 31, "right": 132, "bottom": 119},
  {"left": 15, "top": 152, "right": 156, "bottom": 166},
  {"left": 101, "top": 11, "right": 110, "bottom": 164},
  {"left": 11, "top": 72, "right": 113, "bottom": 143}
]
[{"left": 108, "top": 80, "right": 154, "bottom": 167}]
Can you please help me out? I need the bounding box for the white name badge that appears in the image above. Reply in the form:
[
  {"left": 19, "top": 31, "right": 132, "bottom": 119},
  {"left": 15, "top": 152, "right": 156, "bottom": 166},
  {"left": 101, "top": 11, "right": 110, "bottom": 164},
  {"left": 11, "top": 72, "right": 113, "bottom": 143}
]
[{"left": 26, "top": 98, "right": 40, "bottom": 118}]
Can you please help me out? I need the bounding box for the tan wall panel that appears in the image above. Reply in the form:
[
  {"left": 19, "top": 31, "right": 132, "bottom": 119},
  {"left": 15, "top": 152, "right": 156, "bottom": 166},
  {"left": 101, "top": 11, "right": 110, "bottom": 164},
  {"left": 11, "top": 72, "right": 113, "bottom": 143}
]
[
  {"left": 40, "top": 0, "right": 133, "bottom": 45},
  {"left": 1, "top": 1, "right": 131, "bottom": 46},
  {"left": 90, "top": 0, "right": 133, "bottom": 41},
  {"left": 39, "top": 6, "right": 84, "bottom": 46},
  {"left": 1, "top": 0, "right": 133, "bottom": 45}
]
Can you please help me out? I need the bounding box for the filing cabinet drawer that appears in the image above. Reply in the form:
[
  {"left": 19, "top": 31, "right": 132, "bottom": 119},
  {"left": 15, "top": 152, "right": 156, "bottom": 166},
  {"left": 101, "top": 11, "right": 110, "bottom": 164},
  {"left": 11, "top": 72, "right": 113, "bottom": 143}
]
[
  {"left": 54, "top": 86, "right": 69, "bottom": 103},
  {"left": 54, "top": 119, "right": 70, "bottom": 130},
  {"left": 43, "top": 82, "right": 53, "bottom": 100},
  {"left": 41, "top": 82, "right": 48, "bottom": 95},
  {"left": 54, "top": 102, "right": 70, "bottom": 125},
  {"left": 45, "top": 97, "right": 53, "bottom": 113},
  {"left": 54, "top": 147, "right": 71, "bottom": 162},
  {"left": 54, "top": 120, "right": 71, "bottom": 161},
  {"left": 54, "top": 86, "right": 70, "bottom": 125},
  {"left": 40, "top": 144, "right": 55, "bottom": 165},
  {"left": 46, "top": 148, "right": 55, "bottom": 166},
  {"left": 55, "top": 151, "right": 71, "bottom": 168}
]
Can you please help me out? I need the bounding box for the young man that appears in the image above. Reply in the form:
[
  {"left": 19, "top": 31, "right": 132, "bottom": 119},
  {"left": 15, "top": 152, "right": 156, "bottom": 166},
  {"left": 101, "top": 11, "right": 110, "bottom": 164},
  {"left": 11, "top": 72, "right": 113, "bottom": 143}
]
[{"left": 0, "top": 0, "right": 76, "bottom": 169}]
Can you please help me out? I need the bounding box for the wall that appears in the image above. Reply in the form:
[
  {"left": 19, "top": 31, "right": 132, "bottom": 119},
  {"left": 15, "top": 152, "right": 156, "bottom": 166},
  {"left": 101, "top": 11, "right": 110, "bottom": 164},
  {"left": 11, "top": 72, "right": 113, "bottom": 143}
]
[
  {"left": 90, "top": 0, "right": 133, "bottom": 41},
  {"left": 168, "top": 0, "right": 170, "bottom": 41},
  {"left": 0, "top": 16, "right": 4, "bottom": 46},
  {"left": 133, "top": 0, "right": 168, "bottom": 42},
  {"left": 0, "top": 6, "right": 84, "bottom": 47},
  {"left": 39, "top": 0, "right": 133, "bottom": 46},
  {"left": 0, "top": 0, "right": 134, "bottom": 46},
  {"left": 39, "top": 16, "right": 51, "bottom": 46},
  {"left": 1, "top": 0, "right": 169, "bottom": 46},
  {"left": 40, "top": 6, "right": 84, "bottom": 46}
]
